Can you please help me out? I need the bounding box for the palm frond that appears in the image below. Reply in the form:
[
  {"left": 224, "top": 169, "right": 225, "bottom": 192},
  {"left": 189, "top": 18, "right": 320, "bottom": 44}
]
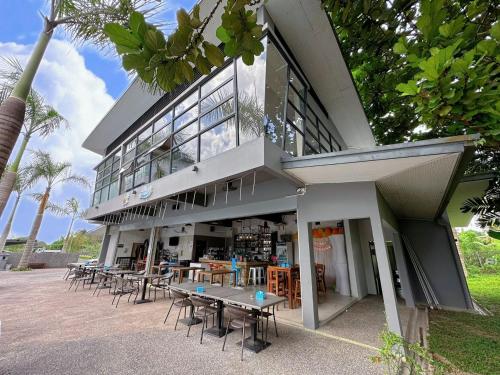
[
  {"left": 30, "top": 193, "right": 67, "bottom": 215},
  {"left": 461, "top": 176, "right": 500, "bottom": 228}
]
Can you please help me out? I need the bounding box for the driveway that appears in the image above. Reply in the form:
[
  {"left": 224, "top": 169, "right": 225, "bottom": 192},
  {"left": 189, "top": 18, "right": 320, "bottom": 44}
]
[{"left": 0, "top": 269, "right": 383, "bottom": 375}]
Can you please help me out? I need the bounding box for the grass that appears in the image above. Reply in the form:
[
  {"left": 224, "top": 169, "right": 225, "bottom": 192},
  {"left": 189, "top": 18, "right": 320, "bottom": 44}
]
[{"left": 429, "top": 274, "right": 500, "bottom": 374}]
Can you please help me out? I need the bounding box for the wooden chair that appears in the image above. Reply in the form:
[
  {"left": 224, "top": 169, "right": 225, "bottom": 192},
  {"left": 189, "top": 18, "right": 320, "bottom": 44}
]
[
  {"left": 267, "top": 268, "right": 286, "bottom": 297},
  {"left": 209, "top": 263, "right": 225, "bottom": 284},
  {"left": 315, "top": 263, "right": 327, "bottom": 294},
  {"left": 293, "top": 279, "right": 302, "bottom": 307}
]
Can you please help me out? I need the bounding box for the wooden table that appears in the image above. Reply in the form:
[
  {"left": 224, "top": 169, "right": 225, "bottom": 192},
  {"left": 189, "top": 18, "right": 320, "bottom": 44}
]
[
  {"left": 197, "top": 269, "right": 237, "bottom": 287},
  {"left": 267, "top": 266, "right": 300, "bottom": 309},
  {"left": 170, "top": 266, "right": 204, "bottom": 283}
]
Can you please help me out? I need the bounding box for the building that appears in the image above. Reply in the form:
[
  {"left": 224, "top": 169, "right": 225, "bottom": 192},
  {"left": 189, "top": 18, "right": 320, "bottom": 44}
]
[{"left": 82, "top": 0, "right": 475, "bottom": 334}]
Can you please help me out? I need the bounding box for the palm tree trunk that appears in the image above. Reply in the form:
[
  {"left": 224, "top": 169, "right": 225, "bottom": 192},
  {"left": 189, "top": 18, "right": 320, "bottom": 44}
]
[
  {"left": 0, "top": 193, "right": 21, "bottom": 251},
  {"left": 0, "top": 135, "right": 29, "bottom": 218},
  {"left": 0, "top": 30, "right": 52, "bottom": 176},
  {"left": 17, "top": 187, "right": 50, "bottom": 269},
  {"left": 62, "top": 214, "right": 76, "bottom": 253}
]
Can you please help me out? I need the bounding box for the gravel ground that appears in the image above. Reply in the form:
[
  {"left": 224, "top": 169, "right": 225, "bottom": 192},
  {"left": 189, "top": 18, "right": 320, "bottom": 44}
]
[{"left": 0, "top": 269, "right": 384, "bottom": 375}]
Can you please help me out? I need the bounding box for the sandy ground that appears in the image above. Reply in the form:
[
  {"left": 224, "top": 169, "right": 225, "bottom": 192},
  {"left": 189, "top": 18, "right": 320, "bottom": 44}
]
[{"left": 0, "top": 269, "right": 385, "bottom": 375}]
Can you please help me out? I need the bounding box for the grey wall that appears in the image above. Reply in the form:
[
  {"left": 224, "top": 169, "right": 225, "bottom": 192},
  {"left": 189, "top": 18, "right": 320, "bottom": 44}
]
[
  {"left": 399, "top": 218, "right": 473, "bottom": 310},
  {"left": 6, "top": 253, "right": 79, "bottom": 268}
]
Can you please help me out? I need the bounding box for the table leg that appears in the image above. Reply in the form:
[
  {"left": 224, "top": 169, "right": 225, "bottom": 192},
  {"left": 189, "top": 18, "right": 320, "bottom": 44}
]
[
  {"left": 135, "top": 278, "right": 152, "bottom": 304},
  {"left": 236, "top": 308, "right": 270, "bottom": 352},
  {"left": 205, "top": 300, "right": 230, "bottom": 337},
  {"left": 179, "top": 305, "right": 202, "bottom": 326}
]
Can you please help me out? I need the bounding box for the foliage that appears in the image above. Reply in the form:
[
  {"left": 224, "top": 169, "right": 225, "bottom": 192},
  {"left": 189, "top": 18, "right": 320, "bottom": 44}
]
[
  {"left": 461, "top": 178, "right": 500, "bottom": 237},
  {"left": 429, "top": 274, "right": 500, "bottom": 374},
  {"left": 324, "top": 0, "right": 499, "bottom": 147},
  {"left": 47, "top": 230, "right": 101, "bottom": 257},
  {"left": 104, "top": 0, "right": 264, "bottom": 93},
  {"left": 458, "top": 230, "right": 500, "bottom": 274},
  {"left": 10, "top": 266, "right": 32, "bottom": 272},
  {"left": 371, "top": 328, "right": 445, "bottom": 375}
]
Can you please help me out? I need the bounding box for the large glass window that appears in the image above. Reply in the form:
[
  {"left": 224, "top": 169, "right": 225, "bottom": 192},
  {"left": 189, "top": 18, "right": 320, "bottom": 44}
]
[
  {"left": 134, "top": 164, "right": 150, "bottom": 187},
  {"left": 174, "top": 105, "right": 198, "bottom": 132},
  {"left": 200, "top": 98, "right": 234, "bottom": 129},
  {"left": 200, "top": 118, "right": 236, "bottom": 161},
  {"left": 201, "top": 64, "right": 233, "bottom": 97},
  {"left": 284, "top": 122, "right": 304, "bottom": 157},
  {"left": 172, "top": 138, "right": 197, "bottom": 173},
  {"left": 92, "top": 150, "right": 121, "bottom": 206},
  {"left": 151, "top": 153, "right": 170, "bottom": 181}
]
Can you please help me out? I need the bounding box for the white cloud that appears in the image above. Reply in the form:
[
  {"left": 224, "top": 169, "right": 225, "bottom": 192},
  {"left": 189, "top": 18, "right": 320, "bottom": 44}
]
[{"left": 0, "top": 39, "right": 115, "bottom": 182}]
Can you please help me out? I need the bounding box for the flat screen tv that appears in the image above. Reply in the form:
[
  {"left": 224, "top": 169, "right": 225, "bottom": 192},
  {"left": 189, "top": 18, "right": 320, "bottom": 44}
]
[{"left": 169, "top": 236, "right": 179, "bottom": 246}]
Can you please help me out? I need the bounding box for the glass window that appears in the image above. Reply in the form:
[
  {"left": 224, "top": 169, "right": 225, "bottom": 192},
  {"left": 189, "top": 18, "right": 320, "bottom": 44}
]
[
  {"left": 96, "top": 170, "right": 104, "bottom": 181},
  {"left": 201, "top": 63, "right": 233, "bottom": 97},
  {"left": 288, "top": 86, "right": 306, "bottom": 115},
  {"left": 122, "top": 173, "right": 133, "bottom": 193},
  {"left": 237, "top": 39, "right": 266, "bottom": 145},
  {"left": 264, "top": 41, "right": 287, "bottom": 147},
  {"left": 134, "top": 164, "right": 150, "bottom": 187},
  {"left": 200, "top": 99, "right": 234, "bottom": 129},
  {"left": 287, "top": 105, "right": 304, "bottom": 132},
  {"left": 105, "top": 158, "right": 113, "bottom": 167},
  {"left": 304, "top": 142, "right": 318, "bottom": 156},
  {"left": 136, "top": 152, "right": 151, "bottom": 167},
  {"left": 200, "top": 80, "right": 233, "bottom": 113},
  {"left": 284, "top": 123, "right": 304, "bottom": 157},
  {"left": 93, "top": 190, "right": 101, "bottom": 206},
  {"left": 172, "top": 138, "right": 197, "bottom": 173},
  {"left": 173, "top": 122, "right": 197, "bottom": 146},
  {"left": 101, "top": 185, "right": 110, "bottom": 202},
  {"left": 200, "top": 118, "right": 236, "bottom": 161},
  {"left": 125, "top": 139, "right": 136, "bottom": 153},
  {"left": 320, "top": 133, "right": 331, "bottom": 152},
  {"left": 305, "top": 130, "right": 319, "bottom": 152},
  {"left": 138, "top": 125, "right": 152, "bottom": 143},
  {"left": 174, "top": 105, "right": 198, "bottom": 132},
  {"left": 108, "top": 180, "right": 119, "bottom": 199},
  {"left": 137, "top": 138, "right": 152, "bottom": 155},
  {"left": 151, "top": 154, "right": 171, "bottom": 181},
  {"left": 289, "top": 70, "right": 305, "bottom": 98},
  {"left": 154, "top": 110, "right": 172, "bottom": 132},
  {"left": 175, "top": 91, "right": 198, "bottom": 115}
]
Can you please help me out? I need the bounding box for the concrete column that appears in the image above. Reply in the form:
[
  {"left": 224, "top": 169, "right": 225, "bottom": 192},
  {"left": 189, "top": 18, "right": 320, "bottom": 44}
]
[
  {"left": 344, "top": 220, "right": 361, "bottom": 298},
  {"left": 104, "top": 230, "right": 121, "bottom": 267},
  {"left": 370, "top": 215, "right": 402, "bottom": 335},
  {"left": 297, "top": 217, "right": 319, "bottom": 329},
  {"left": 144, "top": 227, "right": 159, "bottom": 273},
  {"left": 392, "top": 232, "right": 415, "bottom": 308},
  {"left": 98, "top": 226, "right": 111, "bottom": 264}
]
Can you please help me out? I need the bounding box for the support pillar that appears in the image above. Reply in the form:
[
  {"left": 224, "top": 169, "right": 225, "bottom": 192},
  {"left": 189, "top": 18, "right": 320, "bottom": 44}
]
[
  {"left": 104, "top": 230, "right": 121, "bottom": 267},
  {"left": 145, "top": 227, "right": 159, "bottom": 274},
  {"left": 370, "top": 216, "right": 402, "bottom": 335},
  {"left": 98, "top": 226, "right": 111, "bottom": 264},
  {"left": 297, "top": 218, "right": 319, "bottom": 329}
]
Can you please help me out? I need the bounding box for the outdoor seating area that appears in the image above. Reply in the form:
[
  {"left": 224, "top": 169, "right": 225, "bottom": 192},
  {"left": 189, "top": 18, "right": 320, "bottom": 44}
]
[{"left": 63, "top": 261, "right": 288, "bottom": 360}]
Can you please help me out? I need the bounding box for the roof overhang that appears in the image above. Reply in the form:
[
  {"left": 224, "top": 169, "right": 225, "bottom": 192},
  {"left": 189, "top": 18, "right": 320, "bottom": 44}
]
[
  {"left": 82, "top": 0, "right": 375, "bottom": 156},
  {"left": 282, "top": 135, "right": 478, "bottom": 220}
]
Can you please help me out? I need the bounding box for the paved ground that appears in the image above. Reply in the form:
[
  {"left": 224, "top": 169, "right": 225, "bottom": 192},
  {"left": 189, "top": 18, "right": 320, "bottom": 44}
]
[{"left": 0, "top": 269, "right": 385, "bottom": 375}]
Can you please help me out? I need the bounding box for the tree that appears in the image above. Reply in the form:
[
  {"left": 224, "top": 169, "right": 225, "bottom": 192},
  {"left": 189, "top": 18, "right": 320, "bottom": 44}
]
[
  {"left": 0, "top": 58, "right": 67, "bottom": 217},
  {"left": 104, "top": 0, "right": 264, "bottom": 93},
  {"left": 0, "top": 0, "right": 163, "bottom": 178},
  {"left": 16, "top": 150, "right": 89, "bottom": 269},
  {"left": 0, "top": 167, "right": 36, "bottom": 251},
  {"left": 60, "top": 197, "right": 84, "bottom": 253}
]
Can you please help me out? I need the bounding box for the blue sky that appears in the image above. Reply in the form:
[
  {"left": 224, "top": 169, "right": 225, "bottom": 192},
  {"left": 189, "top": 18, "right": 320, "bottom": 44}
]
[{"left": 0, "top": 0, "right": 195, "bottom": 244}]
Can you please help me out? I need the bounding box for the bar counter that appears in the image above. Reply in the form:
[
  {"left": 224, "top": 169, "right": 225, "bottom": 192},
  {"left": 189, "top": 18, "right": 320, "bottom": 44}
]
[{"left": 198, "top": 259, "right": 269, "bottom": 286}]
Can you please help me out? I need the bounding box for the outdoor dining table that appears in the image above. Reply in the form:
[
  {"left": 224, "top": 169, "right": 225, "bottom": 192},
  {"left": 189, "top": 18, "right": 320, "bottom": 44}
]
[
  {"left": 130, "top": 273, "right": 164, "bottom": 304},
  {"left": 169, "top": 282, "right": 286, "bottom": 351},
  {"left": 170, "top": 266, "right": 204, "bottom": 283}
]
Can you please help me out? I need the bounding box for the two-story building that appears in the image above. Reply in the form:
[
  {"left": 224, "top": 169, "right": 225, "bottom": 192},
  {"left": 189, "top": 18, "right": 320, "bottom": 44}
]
[{"left": 82, "top": 0, "right": 475, "bottom": 335}]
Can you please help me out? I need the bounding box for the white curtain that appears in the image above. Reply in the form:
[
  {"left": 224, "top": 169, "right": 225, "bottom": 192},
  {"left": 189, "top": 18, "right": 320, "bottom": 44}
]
[{"left": 330, "top": 234, "right": 350, "bottom": 296}]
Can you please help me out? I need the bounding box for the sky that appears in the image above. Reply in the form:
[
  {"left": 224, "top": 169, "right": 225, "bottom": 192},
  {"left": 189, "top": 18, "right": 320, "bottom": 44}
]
[{"left": 0, "top": 0, "right": 195, "bottom": 244}]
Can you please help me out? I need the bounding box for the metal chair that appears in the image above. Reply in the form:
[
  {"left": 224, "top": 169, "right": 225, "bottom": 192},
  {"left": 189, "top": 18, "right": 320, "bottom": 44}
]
[
  {"left": 148, "top": 273, "right": 173, "bottom": 301},
  {"left": 68, "top": 269, "right": 92, "bottom": 292},
  {"left": 111, "top": 276, "right": 139, "bottom": 308},
  {"left": 222, "top": 305, "right": 256, "bottom": 361},
  {"left": 164, "top": 289, "right": 193, "bottom": 331},
  {"left": 186, "top": 295, "right": 218, "bottom": 344}
]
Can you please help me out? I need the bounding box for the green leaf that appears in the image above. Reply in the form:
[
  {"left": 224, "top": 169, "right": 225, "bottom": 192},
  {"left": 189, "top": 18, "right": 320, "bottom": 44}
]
[
  {"left": 224, "top": 39, "right": 238, "bottom": 57},
  {"left": 477, "top": 40, "right": 496, "bottom": 55},
  {"left": 438, "top": 105, "right": 452, "bottom": 117},
  {"left": 491, "top": 22, "right": 500, "bottom": 41},
  {"left": 122, "top": 54, "right": 147, "bottom": 71},
  {"left": 395, "top": 81, "right": 420, "bottom": 96},
  {"left": 203, "top": 42, "right": 225, "bottom": 67},
  {"left": 177, "top": 9, "right": 192, "bottom": 29},
  {"left": 195, "top": 56, "right": 211, "bottom": 75},
  {"left": 242, "top": 51, "right": 254, "bottom": 65},
  {"left": 129, "top": 11, "right": 146, "bottom": 37},
  {"left": 179, "top": 60, "right": 194, "bottom": 82},
  {"left": 156, "top": 64, "right": 175, "bottom": 92},
  {"left": 137, "top": 68, "right": 154, "bottom": 84},
  {"left": 104, "top": 23, "right": 141, "bottom": 51},
  {"left": 393, "top": 41, "right": 407, "bottom": 55},
  {"left": 216, "top": 26, "right": 231, "bottom": 43},
  {"left": 144, "top": 29, "right": 166, "bottom": 52}
]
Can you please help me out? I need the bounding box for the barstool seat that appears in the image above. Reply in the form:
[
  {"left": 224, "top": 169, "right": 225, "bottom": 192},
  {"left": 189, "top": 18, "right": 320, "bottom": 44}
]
[{"left": 248, "top": 267, "right": 266, "bottom": 285}]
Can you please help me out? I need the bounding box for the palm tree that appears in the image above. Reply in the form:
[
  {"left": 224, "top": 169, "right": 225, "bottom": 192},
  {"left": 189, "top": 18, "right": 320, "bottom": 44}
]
[
  {"left": 16, "top": 150, "right": 89, "bottom": 269},
  {"left": 0, "top": 60, "right": 67, "bottom": 217},
  {"left": 0, "top": 0, "right": 162, "bottom": 178},
  {"left": 0, "top": 167, "right": 36, "bottom": 251},
  {"left": 60, "top": 197, "right": 84, "bottom": 253}
]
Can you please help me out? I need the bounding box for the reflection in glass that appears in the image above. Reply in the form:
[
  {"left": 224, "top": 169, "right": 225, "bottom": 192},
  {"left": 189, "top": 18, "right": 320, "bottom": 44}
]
[
  {"left": 289, "top": 70, "right": 305, "bottom": 98},
  {"left": 284, "top": 123, "right": 304, "bottom": 157},
  {"left": 288, "top": 87, "right": 306, "bottom": 114},
  {"left": 173, "top": 122, "right": 197, "bottom": 146},
  {"left": 172, "top": 138, "right": 197, "bottom": 173},
  {"left": 134, "top": 164, "right": 150, "bottom": 187},
  {"left": 200, "top": 99, "right": 234, "bottom": 129},
  {"left": 305, "top": 130, "right": 319, "bottom": 154},
  {"left": 109, "top": 180, "right": 119, "bottom": 199},
  {"left": 123, "top": 149, "right": 135, "bottom": 164},
  {"left": 122, "top": 173, "right": 133, "bottom": 193},
  {"left": 152, "top": 125, "right": 171, "bottom": 145},
  {"left": 200, "top": 80, "right": 233, "bottom": 113},
  {"left": 155, "top": 110, "right": 172, "bottom": 131},
  {"left": 237, "top": 39, "right": 266, "bottom": 145},
  {"left": 138, "top": 125, "right": 152, "bottom": 142},
  {"left": 201, "top": 64, "right": 233, "bottom": 97},
  {"left": 151, "top": 154, "right": 170, "bottom": 181},
  {"left": 176, "top": 91, "right": 198, "bottom": 114},
  {"left": 137, "top": 138, "right": 152, "bottom": 155},
  {"left": 287, "top": 104, "right": 304, "bottom": 132},
  {"left": 200, "top": 118, "right": 236, "bottom": 161},
  {"left": 174, "top": 105, "right": 198, "bottom": 132}
]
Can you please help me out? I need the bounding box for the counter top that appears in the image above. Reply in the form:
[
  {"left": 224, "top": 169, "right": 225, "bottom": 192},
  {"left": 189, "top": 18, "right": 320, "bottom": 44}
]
[{"left": 198, "top": 259, "right": 269, "bottom": 267}]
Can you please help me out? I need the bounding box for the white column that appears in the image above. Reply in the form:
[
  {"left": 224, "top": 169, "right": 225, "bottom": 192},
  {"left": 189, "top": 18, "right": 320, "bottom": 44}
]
[
  {"left": 370, "top": 215, "right": 402, "bottom": 335},
  {"left": 98, "top": 226, "right": 111, "bottom": 264},
  {"left": 297, "top": 218, "right": 319, "bottom": 329},
  {"left": 105, "top": 230, "right": 121, "bottom": 267},
  {"left": 144, "top": 227, "right": 159, "bottom": 273}
]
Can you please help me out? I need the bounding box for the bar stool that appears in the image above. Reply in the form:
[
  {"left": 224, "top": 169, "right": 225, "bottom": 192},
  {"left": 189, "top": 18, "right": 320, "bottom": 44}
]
[
  {"left": 230, "top": 258, "right": 241, "bottom": 286},
  {"left": 248, "top": 267, "right": 265, "bottom": 285}
]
